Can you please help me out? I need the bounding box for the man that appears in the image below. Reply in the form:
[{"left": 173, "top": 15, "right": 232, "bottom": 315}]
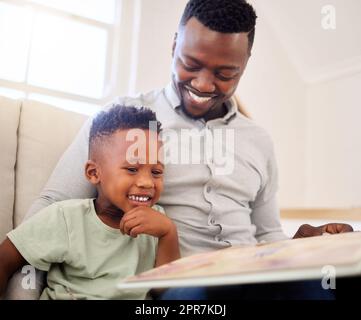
[{"left": 6, "top": 0, "right": 352, "bottom": 299}]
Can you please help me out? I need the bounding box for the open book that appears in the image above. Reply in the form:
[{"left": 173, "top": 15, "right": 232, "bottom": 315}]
[{"left": 117, "top": 232, "right": 361, "bottom": 290}]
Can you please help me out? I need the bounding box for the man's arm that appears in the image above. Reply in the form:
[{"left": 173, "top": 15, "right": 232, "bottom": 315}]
[
  {"left": 24, "top": 97, "right": 132, "bottom": 221},
  {"left": 0, "top": 239, "right": 27, "bottom": 296},
  {"left": 251, "top": 195, "right": 289, "bottom": 243},
  {"left": 293, "top": 223, "right": 353, "bottom": 239},
  {"left": 24, "top": 118, "right": 95, "bottom": 221},
  {"left": 250, "top": 134, "right": 288, "bottom": 243}
]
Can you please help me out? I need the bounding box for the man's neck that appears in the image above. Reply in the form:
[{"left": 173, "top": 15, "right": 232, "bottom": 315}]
[{"left": 204, "top": 103, "right": 228, "bottom": 122}]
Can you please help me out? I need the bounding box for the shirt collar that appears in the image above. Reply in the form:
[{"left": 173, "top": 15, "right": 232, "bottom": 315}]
[
  {"left": 165, "top": 82, "right": 181, "bottom": 110},
  {"left": 164, "top": 82, "right": 238, "bottom": 124},
  {"left": 222, "top": 97, "right": 238, "bottom": 124}
]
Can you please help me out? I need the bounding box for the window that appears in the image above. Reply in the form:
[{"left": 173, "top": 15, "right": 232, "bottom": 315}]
[{"left": 0, "top": 0, "right": 122, "bottom": 115}]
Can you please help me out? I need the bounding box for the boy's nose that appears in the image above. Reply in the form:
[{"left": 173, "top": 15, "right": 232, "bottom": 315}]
[{"left": 135, "top": 174, "right": 154, "bottom": 189}]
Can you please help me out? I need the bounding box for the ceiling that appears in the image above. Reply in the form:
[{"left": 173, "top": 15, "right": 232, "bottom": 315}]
[{"left": 250, "top": 0, "right": 361, "bottom": 83}]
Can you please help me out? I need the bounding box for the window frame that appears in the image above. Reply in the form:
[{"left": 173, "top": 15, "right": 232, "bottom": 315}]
[{"left": 0, "top": 0, "right": 123, "bottom": 107}]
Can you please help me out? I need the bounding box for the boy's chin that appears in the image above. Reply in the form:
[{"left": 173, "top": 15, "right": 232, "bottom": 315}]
[{"left": 126, "top": 199, "right": 154, "bottom": 209}]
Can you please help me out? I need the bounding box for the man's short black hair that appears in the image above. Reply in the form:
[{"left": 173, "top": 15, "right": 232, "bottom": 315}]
[
  {"left": 180, "top": 0, "right": 257, "bottom": 53},
  {"left": 89, "top": 105, "right": 162, "bottom": 158}
]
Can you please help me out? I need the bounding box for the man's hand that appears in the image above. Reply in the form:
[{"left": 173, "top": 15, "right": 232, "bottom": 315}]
[
  {"left": 293, "top": 223, "right": 353, "bottom": 239},
  {"left": 119, "top": 206, "right": 175, "bottom": 238}
]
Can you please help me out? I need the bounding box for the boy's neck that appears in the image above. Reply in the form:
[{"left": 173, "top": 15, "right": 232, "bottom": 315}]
[{"left": 93, "top": 198, "right": 124, "bottom": 229}]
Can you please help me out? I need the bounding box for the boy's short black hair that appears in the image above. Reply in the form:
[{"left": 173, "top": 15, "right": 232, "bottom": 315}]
[
  {"left": 180, "top": 0, "right": 257, "bottom": 53},
  {"left": 89, "top": 105, "right": 162, "bottom": 158}
]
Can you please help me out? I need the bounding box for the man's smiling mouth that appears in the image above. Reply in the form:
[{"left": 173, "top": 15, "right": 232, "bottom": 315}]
[
  {"left": 188, "top": 90, "right": 212, "bottom": 103},
  {"left": 185, "top": 86, "right": 217, "bottom": 104}
]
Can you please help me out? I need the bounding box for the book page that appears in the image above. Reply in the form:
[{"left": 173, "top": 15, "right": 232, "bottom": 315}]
[{"left": 118, "top": 232, "right": 361, "bottom": 289}]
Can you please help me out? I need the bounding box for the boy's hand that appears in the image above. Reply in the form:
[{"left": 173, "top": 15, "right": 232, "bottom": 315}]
[
  {"left": 120, "top": 207, "right": 180, "bottom": 267},
  {"left": 119, "top": 207, "right": 175, "bottom": 238},
  {"left": 293, "top": 223, "right": 353, "bottom": 239}
]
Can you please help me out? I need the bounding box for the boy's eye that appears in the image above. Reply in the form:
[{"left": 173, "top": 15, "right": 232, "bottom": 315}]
[
  {"left": 152, "top": 170, "right": 163, "bottom": 176},
  {"left": 126, "top": 167, "right": 138, "bottom": 173}
]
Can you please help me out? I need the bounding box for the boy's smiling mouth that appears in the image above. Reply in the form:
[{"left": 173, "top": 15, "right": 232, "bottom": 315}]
[{"left": 127, "top": 194, "right": 153, "bottom": 206}]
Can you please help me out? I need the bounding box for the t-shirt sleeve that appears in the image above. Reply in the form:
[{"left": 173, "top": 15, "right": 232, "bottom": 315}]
[
  {"left": 7, "top": 203, "right": 69, "bottom": 272},
  {"left": 152, "top": 204, "right": 166, "bottom": 215}
]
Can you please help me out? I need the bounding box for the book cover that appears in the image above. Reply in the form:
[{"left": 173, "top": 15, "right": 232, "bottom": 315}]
[{"left": 117, "top": 232, "right": 361, "bottom": 290}]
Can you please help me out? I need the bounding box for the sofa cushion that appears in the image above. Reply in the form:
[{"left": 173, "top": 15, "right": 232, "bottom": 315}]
[
  {"left": 14, "top": 100, "right": 87, "bottom": 226},
  {"left": 0, "top": 96, "right": 21, "bottom": 242}
]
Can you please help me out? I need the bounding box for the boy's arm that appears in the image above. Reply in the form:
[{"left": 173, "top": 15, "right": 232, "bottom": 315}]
[
  {"left": 120, "top": 206, "right": 180, "bottom": 266},
  {"left": 155, "top": 224, "right": 180, "bottom": 267},
  {"left": 120, "top": 207, "right": 180, "bottom": 299},
  {"left": 0, "top": 238, "right": 27, "bottom": 296},
  {"left": 150, "top": 226, "right": 180, "bottom": 299}
]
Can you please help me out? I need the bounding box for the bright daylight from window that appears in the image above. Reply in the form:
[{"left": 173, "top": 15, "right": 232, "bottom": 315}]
[{"left": 0, "top": 0, "right": 118, "bottom": 115}]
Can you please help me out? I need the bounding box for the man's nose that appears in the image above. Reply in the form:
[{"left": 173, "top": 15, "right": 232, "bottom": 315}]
[
  {"left": 191, "top": 70, "right": 216, "bottom": 93},
  {"left": 135, "top": 173, "right": 154, "bottom": 189}
]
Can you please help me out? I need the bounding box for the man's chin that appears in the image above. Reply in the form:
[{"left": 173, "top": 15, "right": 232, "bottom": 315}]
[{"left": 180, "top": 103, "right": 210, "bottom": 120}]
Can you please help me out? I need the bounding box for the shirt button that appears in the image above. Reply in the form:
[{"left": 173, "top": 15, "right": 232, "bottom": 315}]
[
  {"left": 210, "top": 218, "right": 215, "bottom": 224},
  {"left": 206, "top": 186, "right": 212, "bottom": 193}
]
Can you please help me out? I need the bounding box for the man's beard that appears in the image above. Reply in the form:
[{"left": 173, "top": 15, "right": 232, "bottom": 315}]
[
  {"left": 173, "top": 75, "right": 223, "bottom": 120},
  {"left": 179, "top": 99, "right": 206, "bottom": 120}
]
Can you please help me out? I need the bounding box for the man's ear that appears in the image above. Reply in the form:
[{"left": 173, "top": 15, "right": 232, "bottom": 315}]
[
  {"left": 172, "top": 32, "right": 178, "bottom": 57},
  {"left": 85, "top": 160, "right": 100, "bottom": 185}
]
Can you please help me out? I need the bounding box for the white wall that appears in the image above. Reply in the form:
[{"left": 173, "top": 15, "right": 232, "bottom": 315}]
[
  {"left": 133, "top": 0, "right": 188, "bottom": 93},
  {"left": 237, "top": 4, "right": 308, "bottom": 208},
  {"left": 305, "top": 72, "right": 361, "bottom": 207}
]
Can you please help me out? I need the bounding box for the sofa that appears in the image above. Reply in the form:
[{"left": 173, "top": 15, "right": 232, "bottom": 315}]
[{"left": 0, "top": 95, "right": 88, "bottom": 250}]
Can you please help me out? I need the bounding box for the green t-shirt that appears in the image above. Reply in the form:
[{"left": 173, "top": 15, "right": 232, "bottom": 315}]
[{"left": 7, "top": 199, "right": 162, "bottom": 300}]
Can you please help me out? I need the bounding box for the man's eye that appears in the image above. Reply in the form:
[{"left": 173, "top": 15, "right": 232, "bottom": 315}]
[
  {"left": 181, "top": 60, "right": 201, "bottom": 72},
  {"left": 216, "top": 72, "right": 238, "bottom": 81},
  {"left": 184, "top": 65, "right": 201, "bottom": 72}
]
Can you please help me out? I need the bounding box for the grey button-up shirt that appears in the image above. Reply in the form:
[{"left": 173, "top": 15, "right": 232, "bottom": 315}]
[{"left": 27, "top": 83, "right": 288, "bottom": 257}]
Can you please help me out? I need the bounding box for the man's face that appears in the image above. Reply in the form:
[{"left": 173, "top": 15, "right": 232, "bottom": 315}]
[
  {"left": 172, "top": 17, "right": 250, "bottom": 119},
  {"left": 96, "top": 129, "right": 164, "bottom": 213}
]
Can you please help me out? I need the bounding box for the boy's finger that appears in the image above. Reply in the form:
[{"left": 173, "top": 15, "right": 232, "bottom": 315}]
[
  {"left": 120, "top": 212, "right": 140, "bottom": 231},
  {"left": 129, "top": 226, "right": 143, "bottom": 238},
  {"left": 124, "top": 206, "right": 143, "bottom": 216},
  {"left": 123, "top": 218, "right": 141, "bottom": 235},
  {"left": 122, "top": 208, "right": 145, "bottom": 221},
  {"left": 119, "top": 216, "right": 130, "bottom": 233}
]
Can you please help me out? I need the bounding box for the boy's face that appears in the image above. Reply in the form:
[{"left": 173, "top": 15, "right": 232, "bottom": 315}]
[
  {"left": 172, "top": 17, "right": 250, "bottom": 119},
  {"left": 88, "top": 129, "right": 164, "bottom": 213}
]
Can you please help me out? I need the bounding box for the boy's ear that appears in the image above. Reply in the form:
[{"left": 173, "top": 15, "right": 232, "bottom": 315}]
[
  {"left": 172, "top": 33, "right": 178, "bottom": 58},
  {"left": 85, "top": 160, "right": 100, "bottom": 185}
]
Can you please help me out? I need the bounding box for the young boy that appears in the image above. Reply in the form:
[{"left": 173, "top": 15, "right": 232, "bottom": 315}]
[{"left": 0, "top": 105, "right": 180, "bottom": 299}]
